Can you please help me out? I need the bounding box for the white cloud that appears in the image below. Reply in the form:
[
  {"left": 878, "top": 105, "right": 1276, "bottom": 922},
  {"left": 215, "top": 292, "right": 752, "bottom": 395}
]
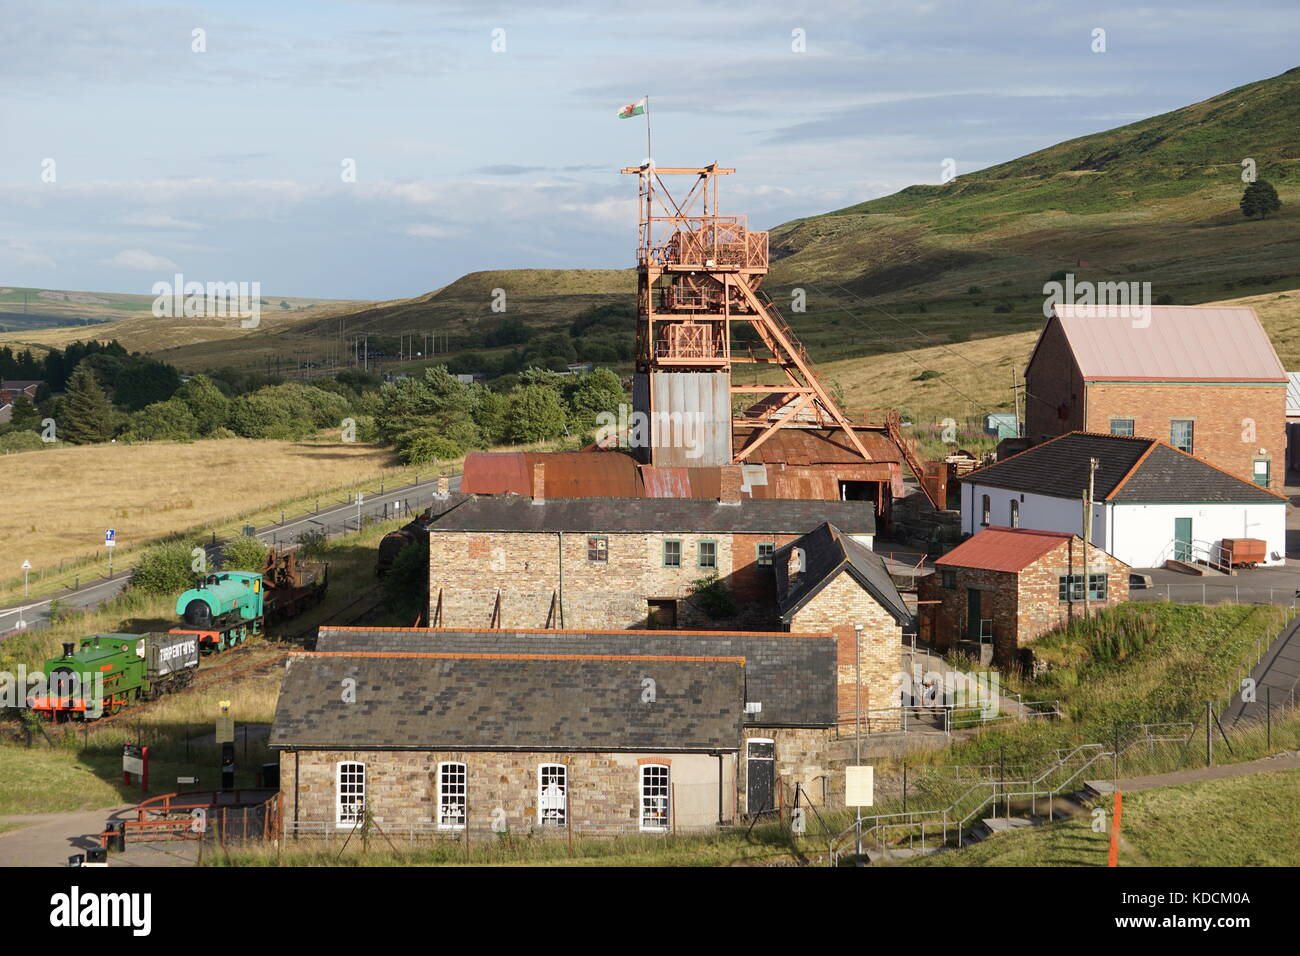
[
  {"left": 120, "top": 212, "right": 202, "bottom": 230},
  {"left": 107, "top": 248, "right": 178, "bottom": 270}
]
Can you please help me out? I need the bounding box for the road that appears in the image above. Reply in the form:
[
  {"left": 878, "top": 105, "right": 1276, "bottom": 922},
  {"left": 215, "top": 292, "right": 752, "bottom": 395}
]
[{"left": 0, "top": 473, "right": 461, "bottom": 639}]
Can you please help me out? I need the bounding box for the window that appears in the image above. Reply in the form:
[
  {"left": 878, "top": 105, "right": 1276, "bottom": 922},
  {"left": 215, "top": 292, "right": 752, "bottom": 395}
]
[
  {"left": 1110, "top": 419, "right": 1135, "bottom": 436},
  {"left": 981, "top": 495, "right": 991, "bottom": 527},
  {"left": 336, "top": 761, "right": 365, "bottom": 828},
  {"left": 756, "top": 542, "right": 775, "bottom": 567},
  {"left": 1170, "top": 420, "right": 1194, "bottom": 454},
  {"left": 640, "top": 764, "right": 670, "bottom": 831},
  {"left": 940, "top": 570, "right": 957, "bottom": 590},
  {"left": 662, "top": 539, "right": 681, "bottom": 568},
  {"left": 1057, "top": 574, "right": 1108, "bottom": 602},
  {"left": 538, "top": 764, "right": 567, "bottom": 827},
  {"left": 436, "top": 762, "right": 466, "bottom": 830},
  {"left": 698, "top": 540, "right": 717, "bottom": 569},
  {"left": 587, "top": 536, "right": 608, "bottom": 562},
  {"left": 1009, "top": 499, "right": 1020, "bottom": 528}
]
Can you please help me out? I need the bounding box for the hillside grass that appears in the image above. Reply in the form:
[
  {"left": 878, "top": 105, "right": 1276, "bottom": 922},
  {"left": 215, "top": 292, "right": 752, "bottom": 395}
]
[{"left": 907, "top": 769, "right": 1300, "bottom": 867}]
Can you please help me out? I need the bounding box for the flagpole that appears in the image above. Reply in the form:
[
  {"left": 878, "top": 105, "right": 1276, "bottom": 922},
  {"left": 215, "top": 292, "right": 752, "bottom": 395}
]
[{"left": 645, "top": 93, "right": 652, "bottom": 164}]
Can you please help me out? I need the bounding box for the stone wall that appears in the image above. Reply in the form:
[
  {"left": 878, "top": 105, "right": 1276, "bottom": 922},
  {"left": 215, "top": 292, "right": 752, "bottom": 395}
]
[{"left": 736, "top": 727, "right": 839, "bottom": 815}]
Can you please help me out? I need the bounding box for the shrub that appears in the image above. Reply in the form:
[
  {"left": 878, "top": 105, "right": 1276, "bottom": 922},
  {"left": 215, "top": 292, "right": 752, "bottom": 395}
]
[
  {"left": 397, "top": 430, "right": 464, "bottom": 465},
  {"left": 0, "top": 431, "right": 46, "bottom": 454},
  {"left": 689, "top": 573, "right": 736, "bottom": 620},
  {"left": 132, "top": 541, "right": 201, "bottom": 594},
  {"left": 221, "top": 535, "right": 268, "bottom": 572}
]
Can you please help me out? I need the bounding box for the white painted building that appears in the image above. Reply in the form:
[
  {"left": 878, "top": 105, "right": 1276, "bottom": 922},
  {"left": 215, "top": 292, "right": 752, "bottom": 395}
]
[{"left": 960, "top": 432, "right": 1288, "bottom": 569}]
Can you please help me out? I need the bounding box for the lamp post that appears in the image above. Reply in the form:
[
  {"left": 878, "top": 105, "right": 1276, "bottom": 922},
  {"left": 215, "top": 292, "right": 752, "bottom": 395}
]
[{"left": 855, "top": 623, "right": 863, "bottom": 858}]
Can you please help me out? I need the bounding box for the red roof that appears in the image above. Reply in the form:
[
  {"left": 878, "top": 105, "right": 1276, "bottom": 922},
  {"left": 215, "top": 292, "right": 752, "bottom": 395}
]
[{"left": 934, "top": 527, "right": 1075, "bottom": 573}]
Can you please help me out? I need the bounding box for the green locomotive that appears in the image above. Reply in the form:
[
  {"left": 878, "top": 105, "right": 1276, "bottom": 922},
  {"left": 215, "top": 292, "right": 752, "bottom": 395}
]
[{"left": 26, "top": 632, "right": 200, "bottom": 720}]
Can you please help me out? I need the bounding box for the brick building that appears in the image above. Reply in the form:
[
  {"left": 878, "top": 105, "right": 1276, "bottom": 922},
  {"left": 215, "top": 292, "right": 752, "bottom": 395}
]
[
  {"left": 272, "top": 626, "right": 846, "bottom": 831},
  {"left": 961, "top": 431, "right": 1288, "bottom": 569},
  {"left": 1023, "top": 305, "right": 1286, "bottom": 486},
  {"left": 425, "top": 475, "right": 878, "bottom": 631},
  {"left": 919, "top": 527, "right": 1129, "bottom": 667}
]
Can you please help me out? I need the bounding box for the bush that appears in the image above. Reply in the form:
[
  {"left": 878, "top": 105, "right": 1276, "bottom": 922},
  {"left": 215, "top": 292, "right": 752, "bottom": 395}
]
[
  {"left": 914, "top": 369, "right": 942, "bottom": 382},
  {"left": 0, "top": 431, "right": 46, "bottom": 454},
  {"left": 689, "top": 573, "right": 736, "bottom": 620},
  {"left": 505, "top": 384, "right": 566, "bottom": 443},
  {"left": 297, "top": 529, "right": 329, "bottom": 559},
  {"left": 132, "top": 541, "right": 201, "bottom": 594},
  {"left": 126, "top": 398, "right": 199, "bottom": 441},
  {"left": 397, "top": 429, "right": 464, "bottom": 465},
  {"left": 221, "top": 535, "right": 268, "bottom": 572},
  {"left": 382, "top": 538, "right": 428, "bottom": 623}
]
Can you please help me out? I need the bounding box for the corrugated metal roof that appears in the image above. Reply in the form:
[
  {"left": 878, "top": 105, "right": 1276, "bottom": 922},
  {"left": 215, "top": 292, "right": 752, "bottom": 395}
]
[
  {"left": 462, "top": 451, "right": 644, "bottom": 497},
  {"left": 1051, "top": 305, "right": 1286, "bottom": 382},
  {"left": 735, "top": 427, "right": 903, "bottom": 465},
  {"left": 1287, "top": 372, "right": 1300, "bottom": 417},
  {"left": 934, "top": 527, "right": 1076, "bottom": 573}
]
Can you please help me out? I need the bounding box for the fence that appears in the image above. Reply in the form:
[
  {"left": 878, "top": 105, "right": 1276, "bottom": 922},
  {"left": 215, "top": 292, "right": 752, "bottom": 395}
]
[{"left": 1132, "top": 582, "right": 1300, "bottom": 607}]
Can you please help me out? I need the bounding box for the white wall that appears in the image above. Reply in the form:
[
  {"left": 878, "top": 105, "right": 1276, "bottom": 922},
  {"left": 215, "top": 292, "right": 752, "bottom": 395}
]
[
  {"left": 1109, "top": 502, "right": 1287, "bottom": 568},
  {"left": 961, "top": 483, "right": 1287, "bottom": 568}
]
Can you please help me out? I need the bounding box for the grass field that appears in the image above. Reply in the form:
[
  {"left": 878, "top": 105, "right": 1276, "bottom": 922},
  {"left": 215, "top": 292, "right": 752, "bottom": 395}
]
[{"left": 908, "top": 769, "right": 1300, "bottom": 867}]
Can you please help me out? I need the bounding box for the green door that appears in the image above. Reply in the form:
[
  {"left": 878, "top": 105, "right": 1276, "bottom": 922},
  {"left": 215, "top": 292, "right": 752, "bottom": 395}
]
[
  {"left": 966, "top": 588, "right": 982, "bottom": 640},
  {"left": 1174, "top": 517, "right": 1193, "bottom": 562}
]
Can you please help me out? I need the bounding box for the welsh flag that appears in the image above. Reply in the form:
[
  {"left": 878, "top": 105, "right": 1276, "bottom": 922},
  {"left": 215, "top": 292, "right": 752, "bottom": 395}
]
[{"left": 617, "top": 97, "right": 647, "bottom": 119}]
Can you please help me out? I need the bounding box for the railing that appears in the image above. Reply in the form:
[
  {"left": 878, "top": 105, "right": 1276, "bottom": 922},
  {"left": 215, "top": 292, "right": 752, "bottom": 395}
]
[
  {"left": 645, "top": 218, "right": 768, "bottom": 271},
  {"left": 1156, "top": 536, "right": 1231, "bottom": 573}
]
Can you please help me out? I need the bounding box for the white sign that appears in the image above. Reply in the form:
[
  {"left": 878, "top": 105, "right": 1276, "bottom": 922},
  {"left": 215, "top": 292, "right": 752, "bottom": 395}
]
[
  {"left": 123, "top": 755, "right": 144, "bottom": 775},
  {"left": 21, "top": 560, "right": 31, "bottom": 570},
  {"left": 105, "top": 529, "right": 116, "bottom": 548},
  {"left": 846, "top": 765, "right": 874, "bottom": 807}
]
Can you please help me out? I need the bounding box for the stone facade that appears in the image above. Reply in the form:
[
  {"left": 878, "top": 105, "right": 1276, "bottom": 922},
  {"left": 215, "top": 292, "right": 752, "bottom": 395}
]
[
  {"left": 737, "top": 727, "right": 839, "bottom": 816},
  {"left": 920, "top": 535, "right": 1129, "bottom": 667},
  {"left": 428, "top": 529, "right": 802, "bottom": 630},
  {"left": 1024, "top": 317, "right": 1284, "bottom": 484},
  {"left": 788, "top": 574, "right": 904, "bottom": 732}
]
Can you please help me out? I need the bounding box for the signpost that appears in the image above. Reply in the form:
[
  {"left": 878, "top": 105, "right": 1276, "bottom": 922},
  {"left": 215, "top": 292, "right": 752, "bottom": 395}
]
[
  {"left": 122, "top": 744, "right": 149, "bottom": 793},
  {"left": 846, "top": 765, "right": 874, "bottom": 859},
  {"left": 217, "top": 700, "right": 235, "bottom": 789},
  {"left": 104, "top": 529, "right": 116, "bottom": 578},
  {"left": 21, "top": 560, "right": 31, "bottom": 597}
]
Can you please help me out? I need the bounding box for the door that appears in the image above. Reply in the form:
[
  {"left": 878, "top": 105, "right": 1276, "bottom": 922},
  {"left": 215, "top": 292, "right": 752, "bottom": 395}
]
[
  {"left": 1174, "top": 517, "right": 1193, "bottom": 561},
  {"left": 966, "top": 588, "right": 982, "bottom": 640},
  {"left": 747, "top": 739, "right": 775, "bottom": 815},
  {"left": 647, "top": 600, "right": 677, "bottom": 629},
  {"left": 1253, "top": 459, "right": 1271, "bottom": 488}
]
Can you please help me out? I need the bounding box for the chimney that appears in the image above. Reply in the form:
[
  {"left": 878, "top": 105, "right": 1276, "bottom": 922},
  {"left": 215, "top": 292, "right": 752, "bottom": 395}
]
[
  {"left": 719, "top": 465, "right": 744, "bottom": 505},
  {"left": 531, "top": 461, "right": 545, "bottom": 504},
  {"left": 786, "top": 546, "right": 805, "bottom": 588},
  {"left": 435, "top": 476, "right": 449, "bottom": 498}
]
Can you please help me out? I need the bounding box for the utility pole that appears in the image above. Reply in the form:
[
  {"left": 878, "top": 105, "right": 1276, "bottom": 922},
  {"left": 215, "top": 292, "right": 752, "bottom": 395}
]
[
  {"left": 1083, "top": 456, "right": 1098, "bottom": 618},
  {"left": 854, "top": 623, "right": 863, "bottom": 858}
]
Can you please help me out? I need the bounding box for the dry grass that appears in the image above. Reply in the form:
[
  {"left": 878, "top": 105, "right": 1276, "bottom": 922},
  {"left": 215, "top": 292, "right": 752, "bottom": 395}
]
[{"left": 0, "top": 438, "right": 400, "bottom": 589}]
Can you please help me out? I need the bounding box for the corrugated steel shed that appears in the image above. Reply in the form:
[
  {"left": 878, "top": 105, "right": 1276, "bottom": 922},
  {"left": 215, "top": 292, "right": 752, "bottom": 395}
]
[
  {"left": 1048, "top": 305, "right": 1286, "bottom": 382},
  {"left": 934, "top": 527, "right": 1076, "bottom": 573}
]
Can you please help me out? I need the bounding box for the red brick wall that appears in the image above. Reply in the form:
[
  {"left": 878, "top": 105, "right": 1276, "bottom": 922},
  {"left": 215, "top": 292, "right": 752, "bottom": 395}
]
[
  {"left": 1024, "top": 318, "right": 1086, "bottom": 443},
  {"left": 1083, "top": 382, "right": 1285, "bottom": 485}
]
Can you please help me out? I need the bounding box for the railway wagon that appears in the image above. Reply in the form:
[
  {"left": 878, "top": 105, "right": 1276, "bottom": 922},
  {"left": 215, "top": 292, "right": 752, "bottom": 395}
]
[{"left": 27, "top": 632, "right": 200, "bottom": 721}]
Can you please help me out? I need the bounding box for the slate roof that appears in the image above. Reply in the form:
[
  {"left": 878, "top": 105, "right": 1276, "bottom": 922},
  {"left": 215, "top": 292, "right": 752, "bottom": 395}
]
[
  {"left": 962, "top": 432, "right": 1287, "bottom": 503},
  {"left": 1042, "top": 305, "right": 1285, "bottom": 382},
  {"left": 270, "top": 654, "right": 743, "bottom": 752},
  {"left": 935, "top": 527, "right": 1079, "bottom": 573},
  {"left": 429, "top": 494, "right": 876, "bottom": 535},
  {"left": 773, "top": 523, "right": 913, "bottom": 627},
  {"left": 314, "top": 627, "right": 837, "bottom": 727}
]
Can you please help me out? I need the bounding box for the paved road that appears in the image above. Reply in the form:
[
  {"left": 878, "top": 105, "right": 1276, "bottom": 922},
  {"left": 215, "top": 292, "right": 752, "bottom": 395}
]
[
  {"left": 1224, "top": 612, "right": 1300, "bottom": 726},
  {"left": 1086, "top": 752, "right": 1300, "bottom": 795},
  {"left": 0, "top": 473, "right": 461, "bottom": 639}
]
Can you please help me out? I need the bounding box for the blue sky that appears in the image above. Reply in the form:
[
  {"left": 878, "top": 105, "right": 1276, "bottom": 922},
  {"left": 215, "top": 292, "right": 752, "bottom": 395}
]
[{"left": 1, "top": 0, "right": 1296, "bottom": 300}]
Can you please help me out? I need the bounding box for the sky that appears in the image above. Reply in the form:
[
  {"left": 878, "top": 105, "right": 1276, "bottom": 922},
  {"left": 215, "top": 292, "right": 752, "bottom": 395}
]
[{"left": 1, "top": 0, "right": 1297, "bottom": 301}]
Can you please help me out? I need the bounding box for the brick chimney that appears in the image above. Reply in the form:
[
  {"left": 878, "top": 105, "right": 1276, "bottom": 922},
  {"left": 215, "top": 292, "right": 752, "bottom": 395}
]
[
  {"left": 786, "top": 545, "right": 805, "bottom": 586},
  {"left": 531, "top": 461, "right": 545, "bottom": 504},
  {"left": 435, "top": 476, "right": 449, "bottom": 498},
  {"left": 718, "top": 464, "right": 744, "bottom": 505}
]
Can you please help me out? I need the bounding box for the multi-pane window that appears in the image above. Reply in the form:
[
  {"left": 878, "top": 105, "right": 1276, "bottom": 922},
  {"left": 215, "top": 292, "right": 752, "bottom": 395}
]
[
  {"left": 1058, "top": 574, "right": 1108, "bottom": 602},
  {"left": 1170, "top": 420, "right": 1194, "bottom": 454},
  {"left": 336, "top": 761, "right": 365, "bottom": 828},
  {"left": 640, "top": 764, "right": 670, "bottom": 831},
  {"left": 663, "top": 539, "right": 682, "bottom": 568},
  {"left": 941, "top": 570, "right": 957, "bottom": 590},
  {"left": 698, "top": 540, "right": 717, "bottom": 570},
  {"left": 1110, "top": 419, "right": 1135, "bottom": 436},
  {"left": 587, "top": 536, "right": 608, "bottom": 562},
  {"left": 756, "top": 543, "right": 775, "bottom": 567},
  {"left": 1009, "top": 499, "right": 1020, "bottom": 528},
  {"left": 981, "top": 495, "right": 991, "bottom": 526},
  {"left": 538, "top": 764, "right": 567, "bottom": 827},
  {"left": 436, "top": 762, "right": 467, "bottom": 830}
]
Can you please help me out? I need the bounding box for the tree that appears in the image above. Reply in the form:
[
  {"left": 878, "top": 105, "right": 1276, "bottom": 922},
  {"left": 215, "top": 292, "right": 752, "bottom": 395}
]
[
  {"left": 132, "top": 541, "right": 200, "bottom": 594},
  {"left": 566, "top": 368, "right": 625, "bottom": 431},
  {"left": 376, "top": 365, "right": 481, "bottom": 450},
  {"left": 175, "top": 374, "right": 231, "bottom": 435},
  {"left": 8, "top": 395, "right": 41, "bottom": 433},
  {"left": 1241, "top": 180, "right": 1281, "bottom": 219},
  {"left": 221, "top": 535, "right": 268, "bottom": 572},
  {"left": 126, "top": 399, "right": 199, "bottom": 441},
  {"left": 60, "top": 365, "right": 115, "bottom": 444},
  {"left": 505, "top": 384, "right": 566, "bottom": 443}
]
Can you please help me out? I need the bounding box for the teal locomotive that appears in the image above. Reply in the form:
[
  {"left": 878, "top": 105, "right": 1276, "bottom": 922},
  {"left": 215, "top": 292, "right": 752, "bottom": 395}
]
[{"left": 175, "top": 571, "right": 265, "bottom": 652}]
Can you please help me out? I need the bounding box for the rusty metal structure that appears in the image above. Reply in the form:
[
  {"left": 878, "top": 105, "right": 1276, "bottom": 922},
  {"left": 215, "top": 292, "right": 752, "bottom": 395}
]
[{"left": 620, "top": 162, "right": 941, "bottom": 508}]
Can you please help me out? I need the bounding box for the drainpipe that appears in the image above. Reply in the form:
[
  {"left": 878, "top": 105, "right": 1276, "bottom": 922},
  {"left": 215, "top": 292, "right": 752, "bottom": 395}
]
[
  {"left": 716, "top": 753, "right": 724, "bottom": 825},
  {"left": 557, "top": 532, "right": 564, "bottom": 627},
  {"left": 293, "top": 750, "right": 300, "bottom": 840}
]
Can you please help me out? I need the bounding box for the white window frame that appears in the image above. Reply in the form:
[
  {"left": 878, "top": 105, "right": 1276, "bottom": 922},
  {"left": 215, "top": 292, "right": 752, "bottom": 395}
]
[
  {"left": 436, "top": 761, "right": 467, "bottom": 831},
  {"left": 335, "top": 760, "right": 365, "bottom": 829},
  {"left": 537, "top": 764, "right": 568, "bottom": 827},
  {"left": 639, "top": 764, "right": 670, "bottom": 832}
]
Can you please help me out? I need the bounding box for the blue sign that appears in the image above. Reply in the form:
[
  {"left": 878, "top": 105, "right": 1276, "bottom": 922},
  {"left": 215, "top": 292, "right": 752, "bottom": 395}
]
[{"left": 105, "top": 529, "right": 116, "bottom": 545}]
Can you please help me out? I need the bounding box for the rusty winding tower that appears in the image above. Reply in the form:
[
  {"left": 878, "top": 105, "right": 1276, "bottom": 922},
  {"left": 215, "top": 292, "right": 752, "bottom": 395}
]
[{"left": 620, "top": 162, "right": 940, "bottom": 507}]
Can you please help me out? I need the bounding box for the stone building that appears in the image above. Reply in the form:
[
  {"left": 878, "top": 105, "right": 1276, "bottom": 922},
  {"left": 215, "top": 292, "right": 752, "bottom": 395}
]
[
  {"left": 272, "top": 625, "right": 845, "bottom": 832},
  {"left": 424, "top": 476, "right": 878, "bottom": 630},
  {"left": 918, "top": 526, "right": 1130, "bottom": 667},
  {"left": 1023, "top": 304, "right": 1286, "bottom": 486}
]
